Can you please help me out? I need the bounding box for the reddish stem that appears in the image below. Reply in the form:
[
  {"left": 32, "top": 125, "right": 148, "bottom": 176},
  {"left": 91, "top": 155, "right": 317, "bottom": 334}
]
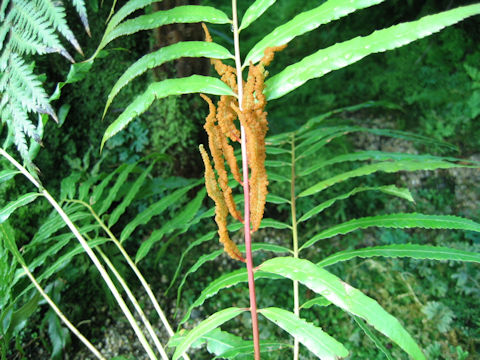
[{"left": 232, "top": 1, "right": 261, "bottom": 359}]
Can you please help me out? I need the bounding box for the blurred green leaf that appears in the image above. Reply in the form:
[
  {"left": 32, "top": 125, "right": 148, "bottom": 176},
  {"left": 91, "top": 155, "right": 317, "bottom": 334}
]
[{"left": 260, "top": 307, "right": 349, "bottom": 359}]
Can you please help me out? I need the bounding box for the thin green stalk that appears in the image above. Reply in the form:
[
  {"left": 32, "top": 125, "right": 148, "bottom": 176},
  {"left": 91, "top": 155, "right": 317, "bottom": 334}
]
[
  {"left": 96, "top": 247, "right": 169, "bottom": 360},
  {"left": 67, "top": 199, "right": 190, "bottom": 360},
  {"left": 0, "top": 149, "right": 158, "bottom": 360},
  {"left": 12, "top": 257, "right": 105, "bottom": 359},
  {"left": 290, "top": 134, "right": 300, "bottom": 360},
  {"left": 232, "top": 1, "right": 261, "bottom": 359}
]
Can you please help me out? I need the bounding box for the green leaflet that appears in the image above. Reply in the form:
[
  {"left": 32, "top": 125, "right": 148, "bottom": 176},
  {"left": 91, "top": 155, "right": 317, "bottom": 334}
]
[
  {"left": 176, "top": 249, "right": 224, "bottom": 312},
  {"left": 260, "top": 218, "right": 292, "bottom": 230},
  {"left": 295, "top": 130, "right": 346, "bottom": 159},
  {"left": 0, "top": 169, "right": 19, "bottom": 184},
  {"left": 299, "top": 150, "right": 467, "bottom": 177},
  {"left": 170, "top": 328, "right": 290, "bottom": 359},
  {"left": 119, "top": 182, "right": 198, "bottom": 242},
  {"left": 180, "top": 269, "right": 282, "bottom": 326},
  {"left": 96, "top": 163, "right": 136, "bottom": 216},
  {"left": 167, "top": 230, "right": 217, "bottom": 296},
  {"left": 60, "top": 172, "right": 81, "bottom": 200},
  {"left": 265, "top": 4, "right": 480, "bottom": 100},
  {"left": 172, "top": 307, "right": 246, "bottom": 360},
  {"left": 244, "top": 0, "right": 384, "bottom": 65},
  {"left": 202, "top": 328, "right": 246, "bottom": 356},
  {"left": 104, "top": 41, "right": 234, "bottom": 116},
  {"left": 268, "top": 171, "right": 290, "bottom": 183},
  {"left": 214, "top": 341, "right": 290, "bottom": 359},
  {"left": 299, "top": 159, "right": 468, "bottom": 197},
  {"left": 353, "top": 316, "right": 394, "bottom": 360},
  {"left": 7, "top": 292, "right": 41, "bottom": 339},
  {"left": 104, "top": 0, "right": 158, "bottom": 35},
  {"left": 0, "top": 192, "right": 41, "bottom": 224},
  {"left": 90, "top": 171, "right": 118, "bottom": 205},
  {"left": 109, "top": 163, "right": 154, "bottom": 228},
  {"left": 168, "top": 327, "right": 242, "bottom": 351},
  {"left": 259, "top": 257, "right": 425, "bottom": 360},
  {"left": 295, "top": 126, "right": 458, "bottom": 158},
  {"left": 14, "top": 238, "right": 109, "bottom": 302},
  {"left": 266, "top": 146, "right": 291, "bottom": 155},
  {"left": 300, "top": 297, "right": 331, "bottom": 310},
  {"left": 29, "top": 206, "right": 89, "bottom": 248},
  {"left": 295, "top": 101, "right": 403, "bottom": 136},
  {"left": 265, "top": 160, "right": 290, "bottom": 167},
  {"left": 173, "top": 223, "right": 244, "bottom": 310},
  {"left": 260, "top": 307, "right": 349, "bottom": 359},
  {"left": 134, "top": 189, "right": 206, "bottom": 264},
  {"left": 298, "top": 186, "right": 414, "bottom": 223},
  {"left": 175, "top": 241, "right": 290, "bottom": 311},
  {"left": 101, "top": 75, "right": 235, "bottom": 149},
  {"left": 99, "top": 6, "right": 231, "bottom": 53},
  {"left": 239, "top": 0, "right": 277, "bottom": 31},
  {"left": 300, "top": 213, "right": 480, "bottom": 251},
  {"left": 317, "top": 244, "right": 480, "bottom": 268},
  {"left": 266, "top": 194, "right": 290, "bottom": 204},
  {"left": 78, "top": 173, "right": 102, "bottom": 201}
]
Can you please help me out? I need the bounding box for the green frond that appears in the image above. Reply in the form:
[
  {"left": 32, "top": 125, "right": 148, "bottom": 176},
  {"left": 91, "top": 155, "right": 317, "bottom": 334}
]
[
  {"left": 7, "top": 26, "right": 49, "bottom": 56},
  {"left": 7, "top": 0, "right": 72, "bottom": 60},
  {"left": 6, "top": 54, "right": 54, "bottom": 117},
  {"left": 42, "top": 0, "right": 83, "bottom": 54},
  {"left": 0, "top": 0, "right": 88, "bottom": 166}
]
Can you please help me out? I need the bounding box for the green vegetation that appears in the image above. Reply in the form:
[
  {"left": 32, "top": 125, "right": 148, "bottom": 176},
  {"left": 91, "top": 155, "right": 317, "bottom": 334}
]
[{"left": 1, "top": 1, "right": 479, "bottom": 359}]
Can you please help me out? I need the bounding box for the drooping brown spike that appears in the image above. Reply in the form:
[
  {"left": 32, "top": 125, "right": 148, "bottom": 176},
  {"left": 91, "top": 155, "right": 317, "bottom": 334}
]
[
  {"left": 230, "top": 99, "right": 268, "bottom": 233},
  {"left": 217, "top": 96, "right": 240, "bottom": 142},
  {"left": 260, "top": 44, "right": 288, "bottom": 67},
  {"left": 200, "top": 94, "right": 243, "bottom": 223},
  {"left": 202, "top": 23, "right": 237, "bottom": 92},
  {"left": 202, "top": 23, "right": 212, "bottom": 43},
  {"left": 199, "top": 145, "right": 244, "bottom": 262}
]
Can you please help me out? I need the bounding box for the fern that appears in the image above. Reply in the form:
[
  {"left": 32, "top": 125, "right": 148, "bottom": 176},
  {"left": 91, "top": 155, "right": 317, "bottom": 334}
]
[
  {"left": 0, "top": 0, "right": 89, "bottom": 166},
  {"left": 95, "top": 1, "right": 480, "bottom": 359}
]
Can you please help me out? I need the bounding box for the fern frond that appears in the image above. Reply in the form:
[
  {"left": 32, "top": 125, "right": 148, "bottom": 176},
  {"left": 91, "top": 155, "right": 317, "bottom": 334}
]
[
  {"left": 8, "top": 0, "right": 71, "bottom": 60},
  {"left": 7, "top": 26, "right": 50, "bottom": 56},
  {"left": 0, "top": 0, "right": 88, "bottom": 165},
  {"left": 6, "top": 53, "right": 55, "bottom": 119},
  {"left": 42, "top": 0, "right": 83, "bottom": 54}
]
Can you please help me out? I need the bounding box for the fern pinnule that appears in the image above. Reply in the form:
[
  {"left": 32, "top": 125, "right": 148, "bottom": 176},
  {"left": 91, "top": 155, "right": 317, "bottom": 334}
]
[
  {"left": 70, "top": 0, "right": 90, "bottom": 36},
  {"left": 199, "top": 144, "right": 244, "bottom": 262}
]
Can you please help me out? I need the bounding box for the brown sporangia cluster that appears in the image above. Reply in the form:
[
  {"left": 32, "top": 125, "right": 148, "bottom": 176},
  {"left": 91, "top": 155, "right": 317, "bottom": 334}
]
[{"left": 200, "top": 24, "right": 286, "bottom": 262}]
